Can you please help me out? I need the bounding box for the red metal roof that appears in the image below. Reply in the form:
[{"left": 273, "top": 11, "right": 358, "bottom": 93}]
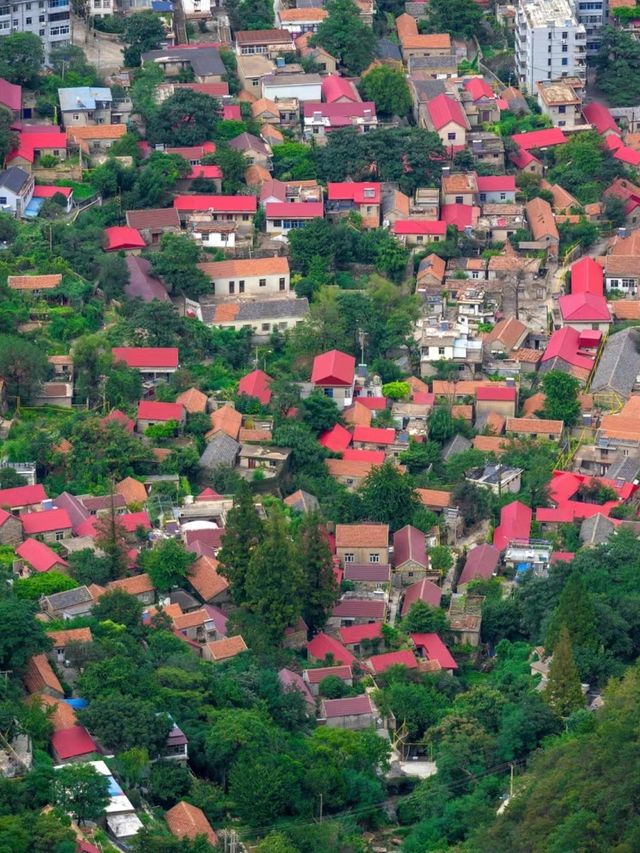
[
  {"left": 464, "top": 77, "right": 494, "bottom": 101},
  {"left": 322, "top": 75, "right": 359, "bottom": 103},
  {"left": 7, "top": 130, "right": 67, "bottom": 163},
  {"left": 0, "top": 483, "right": 47, "bottom": 507},
  {"left": 425, "top": 93, "right": 467, "bottom": 130},
  {"left": 307, "top": 632, "right": 355, "bottom": 665},
  {"left": 16, "top": 538, "right": 68, "bottom": 573},
  {"left": 322, "top": 695, "right": 372, "bottom": 717},
  {"left": 265, "top": 201, "right": 324, "bottom": 218},
  {"left": 512, "top": 128, "right": 567, "bottom": 150},
  {"left": 22, "top": 508, "right": 71, "bottom": 535},
  {"left": 319, "top": 423, "right": 352, "bottom": 452},
  {"left": 401, "top": 578, "right": 442, "bottom": 615},
  {"left": 493, "top": 500, "right": 531, "bottom": 550},
  {"left": 511, "top": 146, "right": 539, "bottom": 169},
  {"left": 311, "top": 349, "right": 355, "bottom": 386},
  {"left": 583, "top": 102, "right": 619, "bottom": 136},
  {"left": 189, "top": 165, "right": 222, "bottom": 179},
  {"left": 393, "top": 524, "right": 427, "bottom": 569},
  {"left": 173, "top": 194, "right": 257, "bottom": 212},
  {"left": 411, "top": 633, "right": 457, "bottom": 669},
  {"left": 102, "top": 408, "right": 135, "bottom": 433},
  {"left": 137, "top": 400, "right": 184, "bottom": 421},
  {"left": 352, "top": 425, "right": 395, "bottom": 445},
  {"left": 458, "top": 543, "right": 499, "bottom": 586},
  {"left": 559, "top": 293, "right": 611, "bottom": 322},
  {"left": 339, "top": 621, "right": 384, "bottom": 644},
  {"left": 33, "top": 184, "right": 72, "bottom": 199},
  {"left": 441, "top": 203, "right": 479, "bottom": 231},
  {"left": 0, "top": 77, "right": 21, "bottom": 111},
  {"left": 104, "top": 226, "right": 145, "bottom": 251},
  {"left": 551, "top": 551, "right": 575, "bottom": 563},
  {"left": 541, "top": 327, "right": 595, "bottom": 371},
  {"left": 223, "top": 104, "right": 242, "bottom": 120},
  {"left": 368, "top": 649, "right": 418, "bottom": 674},
  {"left": 570, "top": 256, "right": 604, "bottom": 296},
  {"left": 392, "top": 219, "right": 446, "bottom": 236},
  {"left": 327, "top": 182, "right": 381, "bottom": 204},
  {"left": 476, "top": 175, "right": 516, "bottom": 193},
  {"left": 51, "top": 725, "right": 97, "bottom": 759},
  {"left": 353, "top": 396, "right": 386, "bottom": 410},
  {"left": 476, "top": 386, "right": 516, "bottom": 402},
  {"left": 119, "top": 511, "right": 152, "bottom": 532},
  {"left": 304, "top": 664, "right": 352, "bottom": 683},
  {"left": 303, "top": 101, "right": 376, "bottom": 120},
  {"left": 342, "top": 448, "right": 385, "bottom": 464},
  {"left": 613, "top": 145, "right": 640, "bottom": 167},
  {"left": 112, "top": 347, "right": 179, "bottom": 369},
  {"left": 238, "top": 368, "right": 272, "bottom": 405}
]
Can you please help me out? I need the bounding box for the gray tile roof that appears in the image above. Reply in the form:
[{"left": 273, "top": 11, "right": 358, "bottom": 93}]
[
  {"left": 442, "top": 433, "right": 471, "bottom": 461},
  {"left": 591, "top": 328, "right": 640, "bottom": 397},
  {"left": 606, "top": 454, "right": 640, "bottom": 483},
  {"left": 236, "top": 298, "right": 309, "bottom": 321},
  {"left": 409, "top": 54, "right": 457, "bottom": 71},
  {"left": 141, "top": 47, "right": 225, "bottom": 78},
  {"left": 43, "top": 585, "right": 93, "bottom": 610},
  {"left": 199, "top": 432, "right": 240, "bottom": 470},
  {"left": 377, "top": 39, "right": 402, "bottom": 61},
  {"left": 580, "top": 513, "right": 615, "bottom": 546},
  {"left": 0, "top": 166, "right": 30, "bottom": 193}
]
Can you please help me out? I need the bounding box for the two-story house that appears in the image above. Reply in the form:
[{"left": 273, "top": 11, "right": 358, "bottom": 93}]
[
  {"left": 0, "top": 166, "right": 34, "bottom": 216},
  {"left": 310, "top": 349, "right": 356, "bottom": 408},
  {"left": 198, "top": 256, "right": 291, "bottom": 298},
  {"left": 335, "top": 523, "right": 389, "bottom": 565},
  {"left": 326, "top": 181, "right": 381, "bottom": 228},
  {"left": 57, "top": 86, "right": 112, "bottom": 128}
]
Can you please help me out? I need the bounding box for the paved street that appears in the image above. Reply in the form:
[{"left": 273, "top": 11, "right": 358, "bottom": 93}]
[{"left": 72, "top": 15, "right": 124, "bottom": 75}]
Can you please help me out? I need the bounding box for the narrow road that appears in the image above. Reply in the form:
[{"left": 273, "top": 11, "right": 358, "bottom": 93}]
[{"left": 72, "top": 15, "right": 123, "bottom": 75}]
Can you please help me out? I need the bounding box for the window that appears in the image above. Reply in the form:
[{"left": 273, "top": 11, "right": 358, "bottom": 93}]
[
  {"left": 279, "top": 277, "right": 285, "bottom": 289},
  {"left": 55, "top": 531, "right": 65, "bottom": 541},
  {"left": 368, "top": 553, "right": 380, "bottom": 563},
  {"left": 228, "top": 281, "right": 235, "bottom": 294},
  {"left": 72, "top": 112, "right": 78, "bottom": 119},
  {"left": 562, "top": 44, "right": 568, "bottom": 52},
  {"left": 261, "top": 323, "right": 270, "bottom": 331},
  {"left": 438, "top": 346, "right": 445, "bottom": 355},
  {"left": 561, "top": 58, "right": 568, "bottom": 65},
  {"left": 259, "top": 278, "right": 266, "bottom": 287},
  {"left": 558, "top": 105, "right": 566, "bottom": 113},
  {"left": 622, "top": 278, "right": 635, "bottom": 288},
  {"left": 344, "top": 553, "right": 354, "bottom": 562},
  {"left": 455, "top": 195, "right": 463, "bottom": 203},
  {"left": 0, "top": 196, "right": 6, "bottom": 205},
  {"left": 39, "top": 13, "right": 44, "bottom": 19},
  {"left": 323, "top": 388, "right": 333, "bottom": 398},
  {"left": 562, "top": 30, "right": 567, "bottom": 37},
  {"left": 447, "top": 132, "right": 456, "bottom": 140},
  {"left": 239, "top": 281, "right": 245, "bottom": 293},
  {"left": 500, "top": 192, "right": 506, "bottom": 200}
]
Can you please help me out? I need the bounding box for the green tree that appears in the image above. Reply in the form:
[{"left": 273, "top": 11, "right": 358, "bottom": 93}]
[
  {"left": 92, "top": 589, "right": 144, "bottom": 633},
  {"left": 217, "top": 482, "right": 264, "bottom": 603},
  {"left": 423, "top": 0, "right": 483, "bottom": 37},
  {"left": 97, "top": 252, "right": 130, "bottom": 300},
  {"left": 206, "top": 145, "right": 247, "bottom": 194},
  {"left": 545, "top": 571, "right": 598, "bottom": 651},
  {"left": 146, "top": 89, "right": 220, "bottom": 146},
  {"left": 381, "top": 380, "right": 410, "bottom": 400},
  {"left": 596, "top": 26, "right": 640, "bottom": 107},
  {"left": 149, "top": 232, "right": 211, "bottom": 299},
  {"left": 14, "top": 572, "right": 77, "bottom": 601},
  {"left": 359, "top": 460, "right": 419, "bottom": 531},
  {"left": 114, "top": 746, "right": 150, "bottom": 790},
  {"left": 299, "top": 391, "right": 341, "bottom": 434},
  {"left": 0, "top": 598, "right": 50, "bottom": 670},
  {"left": 123, "top": 11, "right": 165, "bottom": 67},
  {"left": 452, "top": 481, "right": 493, "bottom": 529},
  {"left": 148, "top": 761, "right": 192, "bottom": 807},
  {"left": 402, "top": 600, "right": 449, "bottom": 634},
  {"left": 428, "top": 407, "right": 456, "bottom": 444},
  {"left": 54, "top": 763, "right": 110, "bottom": 824},
  {"left": 544, "top": 625, "right": 584, "bottom": 717},
  {"left": 79, "top": 694, "right": 171, "bottom": 754},
  {"left": 0, "top": 335, "right": 48, "bottom": 401},
  {"left": 312, "top": 0, "right": 377, "bottom": 75},
  {"left": 245, "top": 506, "right": 304, "bottom": 641},
  {"left": 140, "top": 539, "right": 196, "bottom": 593},
  {"left": 0, "top": 468, "right": 26, "bottom": 488},
  {"left": 225, "top": 0, "right": 274, "bottom": 30},
  {"left": 399, "top": 439, "right": 441, "bottom": 474},
  {"left": 297, "top": 512, "right": 338, "bottom": 634},
  {"left": 359, "top": 66, "right": 412, "bottom": 118},
  {"left": 0, "top": 32, "right": 43, "bottom": 85},
  {"left": 429, "top": 545, "right": 453, "bottom": 576},
  {"left": 542, "top": 371, "right": 580, "bottom": 428}
]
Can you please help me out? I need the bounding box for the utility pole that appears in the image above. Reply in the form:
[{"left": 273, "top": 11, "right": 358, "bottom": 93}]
[
  {"left": 509, "top": 762, "right": 515, "bottom": 798},
  {"left": 319, "top": 792, "right": 323, "bottom": 822}
]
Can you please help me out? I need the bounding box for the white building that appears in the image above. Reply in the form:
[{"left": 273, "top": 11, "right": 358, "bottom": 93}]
[
  {"left": 262, "top": 73, "right": 322, "bottom": 103},
  {"left": 515, "top": 0, "right": 586, "bottom": 94},
  {"left": 573, "top": 0, "right": 606, "bottom": 57},
  {"left": 0, "top": 0, "right": 70, "bottom": 60}
]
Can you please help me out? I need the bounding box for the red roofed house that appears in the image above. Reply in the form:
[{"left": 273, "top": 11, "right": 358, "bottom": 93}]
[
  {"left": 330, "top": 597, "right": 386, "bottom": 626},
  {"left": 238, "top": 368, "right": 272, "bottom": 405},
  {"left": 441, "top": 203, "right": 480, "bottom": 232},
  {"left": 335, "top": 522, "right": 389, "bottom": 565},
  {"left": 16, "top": 538, "right": 69, "bottom": 575},
  {"left": 307, "top": 632, "right": 356, "bottom": 666},
  {"left": 476, "top": 175, "right": 517, "bottom": 203},
  {"left": 319, "top": 694, "right": 375, "bottom": 729},
  {"left": 173, "top": 194, "right": 257, "bottom": 234},
  {"left": 570, "top": 256, "right": 604, "bottom": 296},
  {"left": 511, "top": 128, "right": 568, "bottom": 151},
  {"left": 583, "top": 102, "right": 619, "bottom": 138},
  {"left": 401, "top": 578, "right": 442, "bottom": 616},
  {"left": 22, "top": 508, "right": 72, "bottom": 543},
  {"left": 351, "top": 425, "right": 396, "bottom": 451},
  {"left": 493, "top": 500, "right": 532, "bottom": 550},
  {"left": 457, "top": 543, "right": 500, "bottom": 589},
  {"left": 165, "top": 801, "right": 218, "bottom": 846},
  {"left": 7, "top": 130, "right": 68, "bottom": 168},
  {"left": 0, "top": 77, "right": 22, "bottom": 117},
  {"left": 265, "top": 201, "right": 324, "bottom": 235},
  {"left": 411, "top": 633, "right": 458, "bottom": 671},
  {"left": 392, "top": 219, "right": 446, "bottom": 246},
  {"left": 0, "top": 483, "right": 47, "bottom": 513},
  {"left": 311, "top": 349, "right": 356, "bottom": 408},
  {"left": 0, "top": 508, "right": 22, "bottom": 546},
  {"left": 137, "top": 401, "right": 186, "bottom": 432},
  {"left": 51, "top": 725, "right": 99, "bottom": 763},
  {"left": 558, "top": 293, "right": 611, "bottom": 332},
  {"left": 338, "top": 622, "right": 384, "bottom": 654},
  {"left": 392, "top": 524, "right": 431, "bottom": 586},
  {"left": 322, "top": 74, "right": 360, "bottom": 103},
  {"left": 32, "top": 184, "right": 74, "bottom": 213},
  {"left": 303, "top": 101, "right": 377, "bottom": 140},
  {"left": 326, "top": 182, "right": 381, "bottom": 229},
  {"left": 104, "top": 226, "right": 145, "bottom": 253},
  {"left": 475, "top": 386, "right": 517, "bottom": 419},
  {"left": 463, "top": 77, "right": 499, "bottom": 125},
  {"left": 540, "top": 326, "right": 597, "bottom": 383},
  {"left": 422, "top": 93, "right": 469, "bottom": 150},
  {"left": 319, "top": 423, "right": 352, "bottom": 452},
  {"left": 368, "top": 649, "right": 418, "bottom": 674},
  {"left": 303, "top": 665, "right": 353, "bottom": 695},
  {"left": 112, "top": 346, "right": 179, "bottom": 380}
]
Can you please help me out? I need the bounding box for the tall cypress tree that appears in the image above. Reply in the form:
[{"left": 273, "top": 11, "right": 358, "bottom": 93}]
[
  {"left": 544, "top": 625, "right": 584, "bottom": 717},
  {"left": 545, "top": 571, "right": 597, "bottom": 651},
  {"left": 217, "top": 482, "right": 263, "bottom": 604},
  {"left": 245, "top": 506, "right": 304, "bottom": 641},
  {"left": 296, "top": 512, "right": 338, "bottom": 635}
]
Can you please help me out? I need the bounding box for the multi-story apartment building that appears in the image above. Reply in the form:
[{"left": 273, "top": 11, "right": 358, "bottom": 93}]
[
  {"left": 515, "top": 0, "right": 586, "bottom": 94},
  {"left": 0, "top": 0, "right": 70, "bottom": 60},
  {"left": 573, "top": 0, "right": 606, "bottom": 57}
]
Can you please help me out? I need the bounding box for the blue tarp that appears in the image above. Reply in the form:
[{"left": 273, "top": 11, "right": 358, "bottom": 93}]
[
  {"left": 64, "top": 697, "right": 88, "bottom": 709},
  {"left": 23, "top": 197, "right": 44, "bottom": 218}
]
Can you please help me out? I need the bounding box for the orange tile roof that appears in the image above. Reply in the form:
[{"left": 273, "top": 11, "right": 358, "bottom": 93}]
[
  {"left": 152, "top": 447, "right": 172, "bottom": 463},
  {"left": 212, "top": 303, "right": 241, "bottom": 323},
  {"left": 107, "top": 572, "right": 155, "bottom": 596},
  {"left": 522, "top": 392, "right": 545, "bottom": 417},
  {"left": 23, "top": 654, "right": 63, "bottom": 696},
  {"left": 7, "top": 274, "right": 62, "bottom": 290},
  {"left": 485, "top": 316, "right": 528, "bottom": 352},
  {"left": 175, "top": 387, "right": 208, "bottom": 413},
  {"left": 209, "top": 404, "right": 241, "bottom": 439},
  {"left": 245, "top": 164, "right": 272, "bottom": 186},
  {"left": 199, "top": 256, "right": 289, "bottom": 280},
  {"left": 512, "top": 348, "right": 543, "bottom": 363},
  {"left": 485, "top": 411, "right": 506, "bottom": 435},
  {"left": 238, "top": 427, "right": 272, "bottom": 442},
  {"left": 442, "top": 173, "right": 478, "bottom": 194},
  {"left": 326, "top": 458, "right": 374, "bottom": 480},
  {"left": 452, "top": 404, "right": 473, "bottom": 421},
  {"left": 262, "top": 124, "right": 284, "bottom": 142},
  {"left": 432, "top": 380, "right": 502, "bottom": 396},
  {"left": 611, "top": 300, "right": 640, "bottom": 320},
  {"left": 26, "top": 694, "right": 77, "bottom": 731},
  {"left": 335, "top": 523, "right": 389, "bottom": 548},
  {"left": 279, "top": 6, "right": 327, "bottom": 19},
  {"left": 47, "top": 627, "right": 92, "bottom": 647},
  {"left": 251, "top": 97, "right": 279, "bottom": 117},
  {"left": 506, "top": 417, "right": 563, "bottom": 436},
  {"left": 145, "top": 602, "right": 183, "bottom": 622},
  {"left": 526, "top": 197, "right": 559, "bottom": 241},
  {"left": 417, "top": 488, "right": 451, "bottom": 509},
  {"left": 343, "top": 402, "right": 372, "bottom": 427},
  {"left": 188, "top": 554, "right": 229, "bottom": 601},
  {"left": 67, "top": 124, "right": 127, "bottom": 141},
  {"left": 165, "top": 802, "right": 218, "bottom": 845},
  {"left": 173, "top": 608, "right": 210, "bottom": 630},
  {"left": 472, "top": 435, "right": 507, "bottom": 454},
  {"left": 116, "top": 476, "right": 148, "bottom": 506},
  {"left": 406, "top": 375, "right": 429, "bottom": 394},
  {"left": 206, "top": 635, "right": 248, "bottom": 661}
]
